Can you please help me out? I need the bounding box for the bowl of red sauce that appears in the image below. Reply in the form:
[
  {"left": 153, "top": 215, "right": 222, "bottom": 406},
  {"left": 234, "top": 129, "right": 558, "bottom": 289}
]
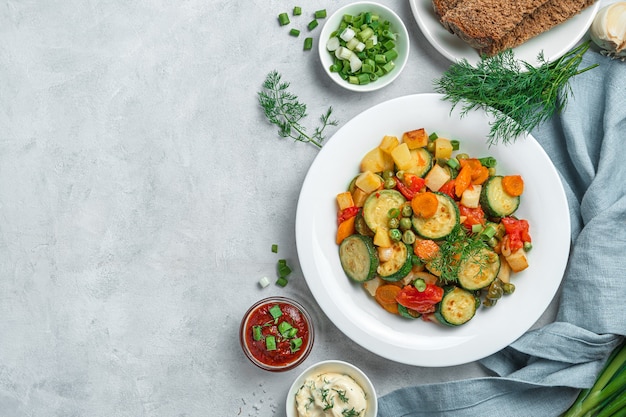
[{"left": 240, "top": 296, "right": 315, "bottom": 372}]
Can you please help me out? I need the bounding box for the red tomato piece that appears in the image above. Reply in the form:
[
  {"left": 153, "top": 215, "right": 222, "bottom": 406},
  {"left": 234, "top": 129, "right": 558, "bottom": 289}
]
[
  {"left": 438, "top": 179, "right": 456, "bottom": 200},
  {"left": 396, "top": 174, "right": 425, "bottom": 200},
  {"left": 396, "top": 284, "right": 444, "bottom": 314},
  {"left": 501, "top": 217, "right": 531, "bottom": 251},
  {"left": 459, "top": 205, "right": 486, "bottom": 228}
]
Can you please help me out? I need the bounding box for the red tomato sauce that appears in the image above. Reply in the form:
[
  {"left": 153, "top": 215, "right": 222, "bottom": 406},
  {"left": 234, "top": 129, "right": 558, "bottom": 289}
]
[{"left": 244, "top": 301, "right": 310, "bottom": 368}]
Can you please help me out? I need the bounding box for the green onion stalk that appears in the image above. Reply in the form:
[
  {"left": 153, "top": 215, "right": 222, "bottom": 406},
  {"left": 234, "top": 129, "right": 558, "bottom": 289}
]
[{"left": 562, "top": 339, "right": 626, "bottom": 417}]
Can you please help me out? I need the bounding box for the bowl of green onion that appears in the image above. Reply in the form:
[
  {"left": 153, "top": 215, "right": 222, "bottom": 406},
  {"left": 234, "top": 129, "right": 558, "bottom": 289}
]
[{"left": 318, "top": 1, "right": 410, "bottom": 92}]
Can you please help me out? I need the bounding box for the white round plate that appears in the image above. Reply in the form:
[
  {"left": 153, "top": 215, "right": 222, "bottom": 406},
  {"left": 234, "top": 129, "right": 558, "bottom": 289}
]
[
  {"left": 295, "top": 94, "right": 570, "bottom": 367},
  {"left": 409, "top": 0, "right": 599, "bottom": 65}
]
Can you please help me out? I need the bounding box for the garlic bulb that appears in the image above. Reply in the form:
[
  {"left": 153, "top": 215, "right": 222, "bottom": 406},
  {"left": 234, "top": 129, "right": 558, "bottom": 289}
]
[{"left": 589, "top": 1, "right": 626, "bottom": 59}]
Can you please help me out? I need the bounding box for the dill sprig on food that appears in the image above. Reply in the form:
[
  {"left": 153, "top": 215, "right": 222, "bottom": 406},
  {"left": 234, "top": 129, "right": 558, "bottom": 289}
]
[
  {"left": 258, "top": 70, "right": 338, "bottom": 148},
  {"left": 433, "top": 41, "right": 598, "bottom": 145},
  {"left": 428, "top": 224, "right": 491, "bottom": 284}
]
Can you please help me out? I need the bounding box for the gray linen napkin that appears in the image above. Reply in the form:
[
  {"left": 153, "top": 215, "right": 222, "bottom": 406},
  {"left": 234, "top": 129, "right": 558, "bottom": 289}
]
[{"left": 377, "top": 49, "right": 626, "bottom": 416}]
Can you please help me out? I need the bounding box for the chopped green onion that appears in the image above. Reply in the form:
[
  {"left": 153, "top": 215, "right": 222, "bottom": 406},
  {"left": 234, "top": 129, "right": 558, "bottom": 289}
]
[
  {"left": 278, "top": 13, "right": 290, "bottom": 26},
  {"left": 276, "top": 277, "right": 289, "bottom": 287},
  {"left": 290, "top": 337, "right": 303, "bottom": 352},
  {"left": 252, "top": 325, "right": 263, "bottom": 341},
  {"left": 307, "top": 19, "right": 318, "bottom": 31},
  {"left": 451, "top": 139, "right": 460, "bottom": 150},
  {"left": 259, "top": 276, "right": 270, "bottom": 288},
  {"left": 314, "top": 9, "right": 327, "bottom": 19},
  {"left": 472, "top": 223, "right": 484, "bottom": 234},
  {"left": 414, "top": 278, "right": 427, "bottom": 292},
  {"left": 265, "top": 335, "right": 277, "bottom": 351},
  {"left": 388, "top": 208, "right": 400, "bottom": 218},
  {"left": 269, "top": 304, "right": 282, "bottom": 319},
  {"left": 293, "top": 6, "right": 302, "bottom": 16},
  {"left": 429, "top": 132, "right": 439, "bottom": 140},
  {"left": 271, "top": 244, "right": 278, "bottom": 253},
  {"left": 290, "top": 28, "right": 300, "bottom": 37},
  {"left": 479, "top": 156, "right": 497, "bottom": 168},
  {"left": 277, "top": 260, "right": 292, "bottom": 278},
  {"left": 304, "top": 37, "right": 313, "bottom": 50},
  {"left": 447, "top": 157, "right": 460, "bottom": 169},
  {"left": 278, "top": 321, "right": 294, "bottom": 337},
  {"left": 481, "top": 224, "right": 498, "bottom": 239}
]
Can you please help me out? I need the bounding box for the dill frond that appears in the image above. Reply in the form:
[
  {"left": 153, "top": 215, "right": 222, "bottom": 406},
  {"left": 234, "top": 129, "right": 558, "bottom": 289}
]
[
  {"left": 258, "top": 70, "right": 339, "bottom": 148},
  {"left": 433, "top": 41, "right": 598, "bottom": 145}
]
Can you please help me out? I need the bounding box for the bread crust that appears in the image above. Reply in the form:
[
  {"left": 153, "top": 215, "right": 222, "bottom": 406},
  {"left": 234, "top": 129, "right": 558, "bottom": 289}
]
[{"left": 437, "top": 0, "right": 597, "bottom": 55}]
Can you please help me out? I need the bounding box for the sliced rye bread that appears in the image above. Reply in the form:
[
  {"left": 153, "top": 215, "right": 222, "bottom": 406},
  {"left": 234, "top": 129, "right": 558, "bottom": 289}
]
[
  {"left": 432, "top": 0, "right": 465, "bottom": 32},
  {"left": 440, "top": 0, "right": 552, "bottom": 49},
  {"left": 478, "top": 0, "right": 597, "bottom": 55}
]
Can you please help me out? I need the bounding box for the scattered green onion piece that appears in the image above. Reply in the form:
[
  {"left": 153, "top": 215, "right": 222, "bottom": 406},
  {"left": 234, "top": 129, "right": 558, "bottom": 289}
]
[
  {"left": 290, "top": 337, "right": 303, "bottom": 352},
  {"left": 278, "top": 13, "right": 290, "bottom": 26},
  {"left": 314, "top": 9, "right": 327, "bottom": 19},
  {"left": 308, "top": 19, "right": 318, "bottom": 31},
  {"left": 278, "top": 260, "right": 292, "bottom": 278},
  {"left": 271, "top": 244, "right": 278, "bottom": 253},
  {"left": 259, "top": 276, "right": 270, "bottom": 288},
  {"left": 276, "top": 277, "right": 289, "bottom": 287},
  {"left": 451, "top": 139, "right": 460, "bottom": 150},
  {"left": 252, "top": 325, "right": 263, "bottom": 341},
  {"left": 414, "top": 278, "right": 427, "bottom": 292},
  {"left": 293, "top": 6, "right": 302, "bottom": 16},
  {"left": 429, "top": 132, "right": 439, "bottom": 140},
  {"left": 269, "top": 304, "right": 282, "bottom": 319},
  {"left": 304, "top": 37, "right": 313, "bottom": 50},
  {"left": 265, "top": 335, "right": 277, "bottom": 351},
  {"left": 290, "top": 28, "right": 300, "bottom": 37}
]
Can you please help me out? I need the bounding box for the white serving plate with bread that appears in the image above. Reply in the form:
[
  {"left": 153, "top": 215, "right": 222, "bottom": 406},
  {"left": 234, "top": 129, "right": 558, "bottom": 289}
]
[{"left": 410, "top": 0, "right": 600, "bottom": 65}]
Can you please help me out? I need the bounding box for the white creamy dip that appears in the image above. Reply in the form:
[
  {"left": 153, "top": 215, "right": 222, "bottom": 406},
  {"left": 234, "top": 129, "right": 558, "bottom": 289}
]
[{"left": 295, "top": 372, "right": 367, "bottom": 417}]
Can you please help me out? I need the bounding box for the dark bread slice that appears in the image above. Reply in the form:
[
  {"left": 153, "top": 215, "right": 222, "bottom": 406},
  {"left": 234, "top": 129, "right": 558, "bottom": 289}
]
[
  {"left": 441, "top": 0, "right": 552, "bottom": 49},
  {"left": 432, "top": 0, "right": 465, "bottom": 32},
  {"left": 479, "top": 0, "right": 597, "bottom": 55}
]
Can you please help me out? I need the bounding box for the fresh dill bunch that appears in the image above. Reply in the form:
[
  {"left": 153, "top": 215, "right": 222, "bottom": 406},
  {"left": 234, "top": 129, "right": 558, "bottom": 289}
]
[
  {"left": 258, "top": 70, "right": 339, "bottom": 148},
  {"left": 433, "top": 41, "right": 598, "bottom": 145}
]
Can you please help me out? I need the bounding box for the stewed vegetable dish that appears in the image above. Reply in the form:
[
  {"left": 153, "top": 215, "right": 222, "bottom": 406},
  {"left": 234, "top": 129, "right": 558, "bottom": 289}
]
[{"left": 335, "top": 128, "right": 532, "bottom": 326}]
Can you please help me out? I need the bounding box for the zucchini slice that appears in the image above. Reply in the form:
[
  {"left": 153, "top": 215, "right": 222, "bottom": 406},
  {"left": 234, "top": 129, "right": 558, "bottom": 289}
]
[
  {"left": 405, "top": 148, "right": 433, "bottom": 178},
  {"left": 354, "top": 210, "right": 374, "bottom": 237},
  {"left": 377, "top": 241, "right": 412, "bottom": 282},
  {"left": 457, "top": 247, "right": 500, "bottom": 290},
  {"left": 411, "top": 192, "right": 460, "bottom": 240},
  {"left": 339, "top": 235, "right": 379, "bottom": 282},
  {"left": 480, "top": 176, "right": 520, "bottom": 218},
  {"left": 435, "top": 286, "right": 479, "bottom": 326},
  {"left": 363, "top": 189, "right": 406, "bottom": 233}
]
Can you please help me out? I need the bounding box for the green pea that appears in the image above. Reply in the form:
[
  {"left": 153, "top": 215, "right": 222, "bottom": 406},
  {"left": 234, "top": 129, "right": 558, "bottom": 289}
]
[
  {"left": 389, "top": 228, "right": 402, "bottom": 242},
  {"left": 384, "top": 177, "right": 397, "bottom": 189},
  {"left": 399, "top": 217, "right": 412, "bottom": 231},
  {"left": 388, "top": 218, "right": 400, "bottom": 229},
  {"left": 402, "top": 230, "right": 416, "bottom": 245},
  {"left": 401, "top": 205, "right": 413, "bottom": 217},
  {"left": 383, "top": 170, "right": 395, "bottom": 179}
]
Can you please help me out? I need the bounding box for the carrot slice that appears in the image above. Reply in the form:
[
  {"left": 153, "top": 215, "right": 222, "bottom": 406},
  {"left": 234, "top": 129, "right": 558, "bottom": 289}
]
[
  {"left": 459, "top": 158, "right": 482, "bottom": 171},
  {"left": 411, "top": 192, "right": 439, "bottom": 218},
  {"left": 471, "top": 166, "right": 490, "bottom": 185},
  {"left": 502, "top": 175, "right": 524, "bottom": 196},
  {"left": 375, "top": 285, "right": 401, "bottom": 314},
  {"left": 336, "top": 216, "right": 356, "bottom": 245},
  {"left": 413, "top": 239, "right": 440, "bottom": 261},
  {"left": 455, "top": 164, "right": 472, "bottom": 197}
]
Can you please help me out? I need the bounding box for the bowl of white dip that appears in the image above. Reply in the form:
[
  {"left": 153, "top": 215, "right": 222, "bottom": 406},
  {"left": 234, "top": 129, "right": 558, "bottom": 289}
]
[{"left": 286, "top": 360, "right": 377, "bottom": 417}]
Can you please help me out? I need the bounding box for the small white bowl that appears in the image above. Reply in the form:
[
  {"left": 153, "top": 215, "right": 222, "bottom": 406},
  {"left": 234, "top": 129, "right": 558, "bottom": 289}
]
[
  {"left": 286, "top": 360, "right": 378, "bottom": 417},
  {"left": 318, "top": 1, "right": 410, "bottom": 92}
]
